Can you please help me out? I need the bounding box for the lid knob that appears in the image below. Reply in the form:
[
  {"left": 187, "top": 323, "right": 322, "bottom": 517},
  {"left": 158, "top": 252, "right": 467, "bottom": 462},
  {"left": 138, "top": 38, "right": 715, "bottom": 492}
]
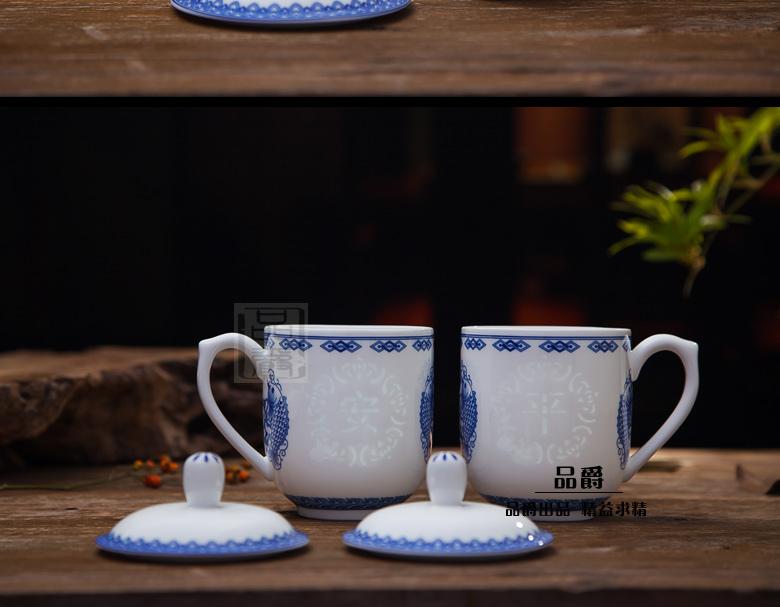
[
  {"left": 427, "top": 451, "right": 467, "bottom": 506},
  {"left": 183, "top": 452, "right": 224, "bottom": 508}
]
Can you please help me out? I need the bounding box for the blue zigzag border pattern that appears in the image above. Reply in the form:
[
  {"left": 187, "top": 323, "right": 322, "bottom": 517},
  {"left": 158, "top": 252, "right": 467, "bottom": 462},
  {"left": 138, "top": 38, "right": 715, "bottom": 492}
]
[
  {"left": 278, "top": 337, "right": 313, "bottom": 351},
  {"left": 462, "top": 334, "right": 630, "bottom": 355},
  {"left": 266, "top": 333, "right": 433, "bottom": 354},
  {"left": 539, "top": 339, "right": 580, "bottom": 353},
  {"left": 96, "top": 531, "right": 309, "bottom": 557},
  {"left": 587, "top": 339, "right": 618, "bottom": 353},
  {"left": 413, "top": 338, "right": 433, "bottom": 351},
  {"left": 172, "top": 0, "right": 411, "bottom": 24},
  {"left": 493, "top": 339, "right": 530, "bottom": 352},
  {"left": 370, "top": 339, "right": 406, "bottom": 353},
  {"left": 321, "top": 339, "right": 361, "bottom": 353},
  {"left": 342, "top": 529, "right": 553, "bottom": 556},
  {"left": 463, "top": 337, "right": 486, "bottom": 350}
]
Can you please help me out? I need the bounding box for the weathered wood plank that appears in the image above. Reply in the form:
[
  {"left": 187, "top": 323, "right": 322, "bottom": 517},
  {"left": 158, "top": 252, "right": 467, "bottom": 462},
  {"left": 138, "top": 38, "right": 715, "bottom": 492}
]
[
  {"left": 0, "top": 449, "right": 779, "bottom": 606},
  {"left": 0, "top": 0, "right": 779, "bottom": 95},
  {"left": 0, "top": 348, "right": 250, "bottom": 465}
]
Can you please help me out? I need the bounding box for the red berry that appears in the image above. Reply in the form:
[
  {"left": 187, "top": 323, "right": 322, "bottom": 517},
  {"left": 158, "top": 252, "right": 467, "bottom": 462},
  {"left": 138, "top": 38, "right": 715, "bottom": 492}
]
[{"left": 144, "top": 474, "right": 162, "bottom": 489}]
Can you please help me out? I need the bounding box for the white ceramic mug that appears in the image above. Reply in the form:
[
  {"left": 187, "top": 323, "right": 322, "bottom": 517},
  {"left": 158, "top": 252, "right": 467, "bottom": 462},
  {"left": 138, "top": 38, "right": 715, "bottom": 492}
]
[
  {"left": 197, "top": 325, "right": 434, "bottom": 520},
  {"left": 460, "top": 326, "right": 699, "bottom": 521}
]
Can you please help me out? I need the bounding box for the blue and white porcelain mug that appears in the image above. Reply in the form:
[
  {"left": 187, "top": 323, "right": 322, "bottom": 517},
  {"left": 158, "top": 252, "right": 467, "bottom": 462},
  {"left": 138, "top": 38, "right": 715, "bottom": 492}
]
[
  {"left": 460, "top": 326, "right": 699, "bottom": 521},
  {"left": 197, "top": 325, "right": 434, "bottom": 520}
]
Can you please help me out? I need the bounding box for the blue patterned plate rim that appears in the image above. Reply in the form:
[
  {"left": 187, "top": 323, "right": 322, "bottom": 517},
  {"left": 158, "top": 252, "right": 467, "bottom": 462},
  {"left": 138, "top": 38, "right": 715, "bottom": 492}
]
[
  {"left": 171, "top": 0, "right": 412, "bottom": 26},
  {"left": 461, "top": 334, "right": 628, "bottom": 341},
  {"left": 266, "top": 333, "right": 432, "bottom": 340},
  {"left": 461, "top": 325, "right": 630, "bottom": 334},
  {"left": 342, "top": 529, "right": 554, "bottom": 558},
  {"left": 96, "top": 531, "right": 309, "bottom": 558}
]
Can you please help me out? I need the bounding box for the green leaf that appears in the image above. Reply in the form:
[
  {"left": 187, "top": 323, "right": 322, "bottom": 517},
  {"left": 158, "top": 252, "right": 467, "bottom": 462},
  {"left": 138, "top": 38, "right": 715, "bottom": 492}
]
[
  {"left": 752, "top": 153, "right": 780, "bottom": 165},
  {"left": 617, "top": 218, "right": 652, "bottom": 238},
  {"left": 608, "top": 237, "right": 643, "bottom": 255},
  {"left": 610, "top": 107, "right": 780, "bottom": 295},
  {"left": 699, "top": 214, "right": 728, "bottom": 231},
  {"left": 610, "top": 201, "right": 658, "bottom": 219},
  {"left": 641, "top": 248, "right": 687, "bottom": 263},
  {"left": 621, "top": 188, "right": 670, "bottom": 221},
  {"left": 716, "top": 114, "right": 737, "bottom": 149},
  {"left": 680, "top": 140, "right": 719, "bottom": 158},
  {"left": 684, "top": 127, "right": 718, "bottom": 140}
]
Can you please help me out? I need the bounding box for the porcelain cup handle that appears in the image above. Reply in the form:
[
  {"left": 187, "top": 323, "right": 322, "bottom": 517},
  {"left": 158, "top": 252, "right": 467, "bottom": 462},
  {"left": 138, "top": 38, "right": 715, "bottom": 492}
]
[
  {"left": 623, "top": 334, "right": 699, "bottom": 482},
  {"left": 197, "top": 332, "right": 274, "bottom": 481}
]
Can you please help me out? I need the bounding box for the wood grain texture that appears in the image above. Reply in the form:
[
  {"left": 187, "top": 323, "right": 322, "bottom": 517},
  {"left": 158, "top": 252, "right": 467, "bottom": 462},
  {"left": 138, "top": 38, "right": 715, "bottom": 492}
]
[
  {"left": 0, "top": 0, "right": 779, "bottom": 95},
  {"left": 1, "top": 449, "right": 779, "bottom": 606}
]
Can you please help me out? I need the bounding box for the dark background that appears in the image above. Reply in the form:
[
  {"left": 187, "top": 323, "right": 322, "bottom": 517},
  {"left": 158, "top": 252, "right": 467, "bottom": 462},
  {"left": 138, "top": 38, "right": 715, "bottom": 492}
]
[{"left": 2, "top": 106, "right": 778, "bottom": 448}]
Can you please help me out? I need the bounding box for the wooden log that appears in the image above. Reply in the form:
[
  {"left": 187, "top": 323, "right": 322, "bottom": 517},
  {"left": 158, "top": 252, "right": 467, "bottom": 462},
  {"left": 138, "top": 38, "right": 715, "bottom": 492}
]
[{"left": 0, "top": 347, "right": 261, "bottom": 465}]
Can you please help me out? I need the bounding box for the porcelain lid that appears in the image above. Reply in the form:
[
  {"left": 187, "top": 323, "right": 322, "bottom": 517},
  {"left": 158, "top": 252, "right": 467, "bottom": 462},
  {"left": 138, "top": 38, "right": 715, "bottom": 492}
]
[
  {"left": 343, "top": 451, "right": 553, "bottom": 558},
  {"left": 96, "top": 452, "right": 308, "bottom": 559}
]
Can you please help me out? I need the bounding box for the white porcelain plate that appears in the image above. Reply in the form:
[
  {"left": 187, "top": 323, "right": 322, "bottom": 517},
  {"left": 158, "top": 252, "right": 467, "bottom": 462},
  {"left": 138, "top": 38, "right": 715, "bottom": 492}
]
[
  {"left": 343, "top": 451, "right": 554, "bottom": 560},
  {"left": 96, "top": 528, "right": 309, "bottom": 562},
  {"left": 343, "top": 525, "right": 554, "bottom": 560},
  {"left": 171, "top": 0, "right": 412, "bottom": 26},
  {"left": 96, "top": 452, "right": 309, "bottom": 562}
]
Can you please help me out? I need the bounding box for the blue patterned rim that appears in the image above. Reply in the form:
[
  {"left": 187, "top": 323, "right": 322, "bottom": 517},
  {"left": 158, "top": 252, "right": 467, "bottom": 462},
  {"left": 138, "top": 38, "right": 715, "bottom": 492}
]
[
  {"left": 96, "top": 531, "right": 309, "bottom": 558},
  {"left": 461, "top": 334, "right": 630, "bottom": 355},
  {"left": 171, "top": 0, "right": 411, "bottom": 25},
  {"left": 286, "top": 494, "right": 410, "bottom": 510},
  {"left": 482, "top": 495, "right": 609, "bottom": 513},
  {"left": 266, "top": 334, "right": 432, "bottom": 354},
  {"left": 343, "top": 529, "right": 553, "bottom": 557}
]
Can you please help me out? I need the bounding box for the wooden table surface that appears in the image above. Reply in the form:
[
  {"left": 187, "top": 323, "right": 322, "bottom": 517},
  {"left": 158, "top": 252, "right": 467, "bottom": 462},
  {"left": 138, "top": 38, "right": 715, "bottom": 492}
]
[
  {"left": 1, "top": 449, "right": 779, "bottom": 606},
  {"left": 1, "top": 0, "right": 780, "bottom": 96}
]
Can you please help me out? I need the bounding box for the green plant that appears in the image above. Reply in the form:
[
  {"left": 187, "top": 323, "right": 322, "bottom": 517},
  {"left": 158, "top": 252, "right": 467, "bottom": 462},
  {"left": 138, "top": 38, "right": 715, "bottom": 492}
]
[{"left": 610, "top": 107, "right": 780, "bottom": 297}]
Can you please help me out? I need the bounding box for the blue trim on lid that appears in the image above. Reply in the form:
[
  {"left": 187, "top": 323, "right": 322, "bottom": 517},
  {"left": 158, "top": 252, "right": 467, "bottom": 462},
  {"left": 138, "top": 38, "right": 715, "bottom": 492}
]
[
  {"left": 96, "top": 531, "right": 308, "bottom": 558},
  {"left": 342, "top": 529, "right": 553, "bottom": 556},
  {"left": 192, "top": 452, "right": 221, "bottom": 463},
  {"left": 171, "top": 0, "right": 412, "bottom": 25},
  {"left": 432, "top": 452, "right": 459, "bottom": 462}
]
